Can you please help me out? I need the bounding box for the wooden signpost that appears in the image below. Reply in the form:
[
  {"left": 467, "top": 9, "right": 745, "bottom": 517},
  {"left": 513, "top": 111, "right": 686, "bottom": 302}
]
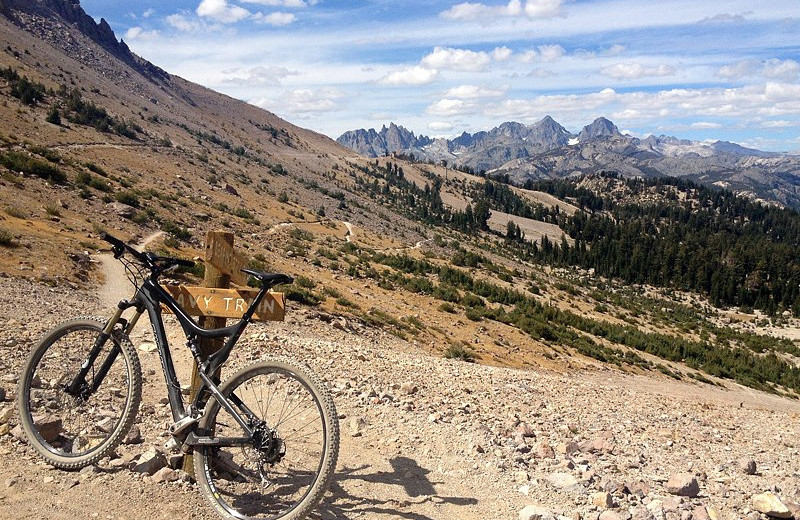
[{"left": 163, "top": 230, "right": 286, "bottom": 475}]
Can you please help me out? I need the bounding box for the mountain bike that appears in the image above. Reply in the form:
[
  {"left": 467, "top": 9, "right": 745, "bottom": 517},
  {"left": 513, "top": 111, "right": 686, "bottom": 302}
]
[{"left": 17, "top": 233, "right": 339, "bottom": 520}]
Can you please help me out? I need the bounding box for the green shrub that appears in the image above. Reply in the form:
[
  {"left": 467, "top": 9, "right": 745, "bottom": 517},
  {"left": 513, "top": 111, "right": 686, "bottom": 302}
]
[
  {"left": 438, "top": 302, "right": 456, "bottom": 313},
  {"left": 0, "top": 151, "right": 66, "bottom": 184},
  {"left": 444, "top": 343, "right": 476, "bottom": 362},
  {"left": 0, "top": 228, "right": 15, "bottom": 247}
]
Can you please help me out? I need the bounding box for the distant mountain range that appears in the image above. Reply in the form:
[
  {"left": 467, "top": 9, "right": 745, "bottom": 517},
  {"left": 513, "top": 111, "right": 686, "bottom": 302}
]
[{"left": 338, "top": 117, "right": 800, "bottom": 208}]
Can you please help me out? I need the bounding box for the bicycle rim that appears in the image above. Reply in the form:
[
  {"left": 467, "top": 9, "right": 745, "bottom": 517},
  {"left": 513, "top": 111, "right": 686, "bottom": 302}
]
[
  {"left": 18, "top": 318, "right": 141, "bottom": 469},
  {"left": 195, "top": 359, "right": 338, "bottom": 520}
]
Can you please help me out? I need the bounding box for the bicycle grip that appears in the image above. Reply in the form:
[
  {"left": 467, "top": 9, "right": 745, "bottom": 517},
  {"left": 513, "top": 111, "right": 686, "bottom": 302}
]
[{"left": 101, "top": 233, "right": 126, "bottom": 258}]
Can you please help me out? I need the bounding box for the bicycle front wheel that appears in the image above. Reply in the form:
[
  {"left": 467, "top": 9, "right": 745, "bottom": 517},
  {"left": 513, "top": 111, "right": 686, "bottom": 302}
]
[
  {"left": 194, "top": 358, "right": 339, "bottom": 520},
  {"left": 17, "top": 317, "right": 142, "bottom": 469}
]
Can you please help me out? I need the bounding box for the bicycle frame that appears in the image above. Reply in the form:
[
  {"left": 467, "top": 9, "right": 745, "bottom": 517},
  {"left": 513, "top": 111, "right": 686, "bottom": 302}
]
[{"left": 95, "top": 277, "right": 275, "bottom": 448}]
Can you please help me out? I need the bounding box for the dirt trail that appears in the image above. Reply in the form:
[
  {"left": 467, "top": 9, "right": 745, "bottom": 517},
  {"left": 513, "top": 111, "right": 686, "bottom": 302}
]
[{"left": 96, "top": 231, "right": 163, "bottom": 311}]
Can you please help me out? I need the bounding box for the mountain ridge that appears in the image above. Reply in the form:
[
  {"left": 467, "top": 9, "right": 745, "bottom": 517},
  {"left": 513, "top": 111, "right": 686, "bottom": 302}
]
[{"left": 337, "top": 117, "right": 800, "bottom": 208}]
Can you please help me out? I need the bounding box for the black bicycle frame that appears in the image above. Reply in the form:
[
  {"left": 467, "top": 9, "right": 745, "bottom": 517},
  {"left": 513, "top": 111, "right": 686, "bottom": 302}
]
[{"left": 79, "top": 277, "right": 276, "bottom": 447}]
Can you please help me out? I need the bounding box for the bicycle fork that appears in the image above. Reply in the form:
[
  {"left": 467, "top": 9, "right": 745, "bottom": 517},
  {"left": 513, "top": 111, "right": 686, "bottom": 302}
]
[{"left": 64, "top": 301, "right": 143, "bottom": 399}]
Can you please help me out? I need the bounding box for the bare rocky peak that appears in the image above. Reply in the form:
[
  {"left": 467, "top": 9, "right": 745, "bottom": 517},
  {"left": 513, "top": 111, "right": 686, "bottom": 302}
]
[
  {"left": 0, "top": 0, "right": 168, "bottom": 86},
  {"left": 577, "top": 117, "right": 620, "bottom": 141}
]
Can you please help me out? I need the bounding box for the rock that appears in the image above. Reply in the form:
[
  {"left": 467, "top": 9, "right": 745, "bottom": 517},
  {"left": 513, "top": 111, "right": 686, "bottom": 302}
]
[
  {"left": 666, "top": 473, "right": 699, "bottom": 498},
  {"left": 151, "top": 467, "right": 180, "bottom": 484},
  {"left": 535, "top": 441, "right": 555, "bottom": 459},
  {"left": 123, "top": 425, "right": 143, "bottom": 445},
  {"left": 738, "top": 458, "right": 757, "bottom": 475},
  {"left": 348, "top": 417, "right": 366, "bottom": 437},
  {"left": 547, "top": 472, "right": 580, "bottom": 490},
  {"left": 752, "top": 493, "right": 792, "bottom": 518},
  {"left": 599, "top": 512, "right": 627, "bottom": 520},
  {"left": 139, "top": 342, "right": 157, "bottom": 353},
  {"left": 399, "top": 381, "right": 418, "bottom": 395},
  {"left": 224, "top": 184, "right": 239, "bottom": 196},
  {"left": 32, "top": 415, "right": 63, "bottom": 443},
  {"left": 519, "top": 505, "right": 557, "bottom": 520},
  {"left": 515, "top": 422, "right": 536, "bottom": 438},
  {"left": 130, "top": 448, "right": 167, "bottom": 476},
  {"left": 108, "top": 202, "right": 136, "bottom": 219},
  {"left": 557, "top": 441, "right": 580, "bottom": 455},
  {"left": 631, "top": 506, "right": 656, "bottom": 520},
  {"left": 592, "top": 492, "right": 614, "bottom": 508}
]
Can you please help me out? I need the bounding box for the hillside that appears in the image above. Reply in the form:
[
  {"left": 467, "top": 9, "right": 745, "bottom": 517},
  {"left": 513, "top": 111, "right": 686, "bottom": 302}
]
[{"left": 1, "top": 2, "right": 800, "bottom": 518}]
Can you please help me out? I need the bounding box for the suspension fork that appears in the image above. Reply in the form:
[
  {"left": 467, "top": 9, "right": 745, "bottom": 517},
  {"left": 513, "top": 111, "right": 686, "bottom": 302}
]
[{"left": 64, "top": 301, "right": 143, "bottom": 397}]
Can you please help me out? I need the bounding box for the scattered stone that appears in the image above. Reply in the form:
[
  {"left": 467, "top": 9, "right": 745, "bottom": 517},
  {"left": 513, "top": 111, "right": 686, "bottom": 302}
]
[
  {"left": 666, "top": 473, "right": 700, "bottom": 498},
  {"left": 738, "top": 458, "right": 757, "bottom": 475},
  {"left": 399, "top": 381, "right": 418, "bottom": 395},
  {"left": 599, "top": 511, "right": 627, "bottom": 520},
  {"left": 123, "top": 425, "right": 143, "bottom": 445},
  {"left": 151, "top": 467, "right": 180, "bottom": 484},
  {"left": 138, "top": 342, "right": 157, "bottom": 353},
  {"left": 592, "top": 492, "right": 614, "bottom": 508},
  {"left": 519, "top": 505, "right": 557, "bottom": 520},
  {"left": 752, "top": 493, "right": 792, "bottom": 519},
  {"left": 535, "top": 442, "right": 555, "bottom": 459},
  {"left": 31, "top": 415, "right": 63, "bottom": 443},
  {"left": 547, "top": 472, "right": 580, "bottom": 490},
  {"left": 108, "top": 202, "right": 136, "bottom": 219},
  {"left": 348, "top": 417, "right": 367, "bottom": 437},
  {"left": 130, "top": 448, "right": 167, "bottom": 476}
]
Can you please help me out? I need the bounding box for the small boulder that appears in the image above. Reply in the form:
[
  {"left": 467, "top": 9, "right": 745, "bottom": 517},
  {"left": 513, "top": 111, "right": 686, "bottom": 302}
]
[
  {"left": 738, "top": 458, "right": 757, "bottom": 475},
  {"left": 130, "top": 448, "right": 167, "bottom": 476},
  {"left": 666, "top": 473, "right": 699, "bottom": 498},
  {"left": 752, "top": 493, "right": 792, "bottom": 519}
]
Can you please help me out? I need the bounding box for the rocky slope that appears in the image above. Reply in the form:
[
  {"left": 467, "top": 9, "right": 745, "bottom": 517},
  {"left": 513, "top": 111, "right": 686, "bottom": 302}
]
[{"left": 1, "top": 274, "right": 799, "bottom": 520}]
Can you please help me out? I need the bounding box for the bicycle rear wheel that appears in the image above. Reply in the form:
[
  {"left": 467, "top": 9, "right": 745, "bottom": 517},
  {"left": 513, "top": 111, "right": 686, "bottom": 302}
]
[
  {"left": 194, "top": 358, "right": 339, "bottom": 520},
  {"left": 17, "top": 317, "right": 142, "bottom": 469}
]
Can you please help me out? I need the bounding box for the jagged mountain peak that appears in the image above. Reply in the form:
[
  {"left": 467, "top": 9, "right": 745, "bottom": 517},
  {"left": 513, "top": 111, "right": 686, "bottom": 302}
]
[{"left": 578, "top": 117, "right": 620, "bottom": 141}]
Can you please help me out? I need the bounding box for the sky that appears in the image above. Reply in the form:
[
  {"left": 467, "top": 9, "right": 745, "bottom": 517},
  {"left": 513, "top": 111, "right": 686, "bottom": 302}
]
[{"left": 79, "top": 0, "right": 800, "bottom": 152}]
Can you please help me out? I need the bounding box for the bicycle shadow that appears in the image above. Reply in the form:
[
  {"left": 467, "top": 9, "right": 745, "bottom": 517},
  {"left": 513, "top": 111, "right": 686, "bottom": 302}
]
[{"left": 312, "top": 456, "right": 478, "bottom": 520}]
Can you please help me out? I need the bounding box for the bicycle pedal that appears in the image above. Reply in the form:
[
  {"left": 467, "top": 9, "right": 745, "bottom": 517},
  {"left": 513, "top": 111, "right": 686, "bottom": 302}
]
[{"left": 168, "top": 415, "right": 198, "bottom": 436}]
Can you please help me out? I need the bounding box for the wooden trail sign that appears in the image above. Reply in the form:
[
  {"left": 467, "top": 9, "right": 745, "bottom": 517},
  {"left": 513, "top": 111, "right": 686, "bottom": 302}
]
[
  {"left": 163, "top": 286, "right": 285, "bottom": 322},
  {"left": 205, "top": 232, "right": 248, "bottom": 287}
]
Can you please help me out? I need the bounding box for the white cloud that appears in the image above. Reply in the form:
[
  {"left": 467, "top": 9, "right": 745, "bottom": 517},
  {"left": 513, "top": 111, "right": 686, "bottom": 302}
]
[
  {"left": 166, "top": 13, "right": 204, "bottom": 31},
  {"left": 223, "top": 65, "right": 298, "bottom": 85},
  {"left": 124, "top": 27, "right": 160, "bottom": 40},
  {"left": 253, "top": 88, "right": 344, "bottom": 114},
  {"left": 427, "top": 98, "right": 475, "bottom": 116},
  {"left": 518, "top": 44, "right": 565, "bottom": 63},
  {"left": 716, "top": 59, "right": 760, "bottom": 80},
  {"left": 601, "top": 63, "right": 675, "bottom": 80},
  {"left": 255, "top": 12, "right": 297, "bottom": 25},
  {"left": 196, "top": 0, "right": 250, "bottom": 23},
  {"left": 243, "top": 0, "right": 315, "bottom": 6},
  {"left": 143, "top": 8, "right": 155, "bottom": 18},
  {"left": 422, "top": 47, "right": 492, "bottom": 72},
  {"left": 443, "top": 85, "right": 507, "bottom": 99},
  {"left": 525, "top": 68, "right": 555, "bottom": 78},
  {"left": 428, "top": 121, "right": 454, "bottom": 132},
  {"left": 538, "top": 44, "right": 565, "bottom": 63},
  {"left": 492, "top": 46, "right": 513, "bottom": 61},
  {"left": 441, "top": 0, "right": 563, "bottom": 22},
  {"left": 379, "top": 66, "right": 439, "bottom": 86},
  {"left": 763, "top": 59, "right": 800, "bottom": 81},
  {"left": 691, "top": 121, "right": 722, "bottom": 129}
]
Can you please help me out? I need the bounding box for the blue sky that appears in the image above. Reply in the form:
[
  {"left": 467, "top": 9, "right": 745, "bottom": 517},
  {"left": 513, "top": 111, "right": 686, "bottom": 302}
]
[{"left": 80, "top": 0, "right": 800, "bottom": 152}]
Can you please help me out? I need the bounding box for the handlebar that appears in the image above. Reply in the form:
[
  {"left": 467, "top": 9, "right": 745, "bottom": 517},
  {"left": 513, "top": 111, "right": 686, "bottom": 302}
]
[{"left": 101, "top": 232, "right": 195, "bottom": 272}]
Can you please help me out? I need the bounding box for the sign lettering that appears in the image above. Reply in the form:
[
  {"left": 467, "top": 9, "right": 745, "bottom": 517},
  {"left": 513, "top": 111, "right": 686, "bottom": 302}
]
[{"left": 163, "top": 286, "right": 285, "bottom": 322}]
